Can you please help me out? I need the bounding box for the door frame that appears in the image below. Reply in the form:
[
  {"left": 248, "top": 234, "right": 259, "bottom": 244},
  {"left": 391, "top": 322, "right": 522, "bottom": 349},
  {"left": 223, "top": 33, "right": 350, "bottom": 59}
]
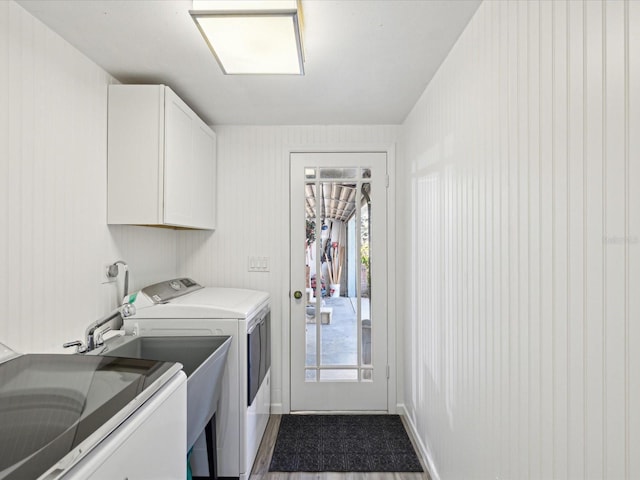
[{"left": 280, "top": 143, "right": 397, "bottom": 414}]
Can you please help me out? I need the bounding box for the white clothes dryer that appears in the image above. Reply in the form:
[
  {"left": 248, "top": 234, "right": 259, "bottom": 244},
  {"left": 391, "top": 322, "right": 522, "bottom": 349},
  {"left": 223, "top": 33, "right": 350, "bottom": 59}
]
[{"left": 122, "top": 278, "right": 271, "bottom": 480}]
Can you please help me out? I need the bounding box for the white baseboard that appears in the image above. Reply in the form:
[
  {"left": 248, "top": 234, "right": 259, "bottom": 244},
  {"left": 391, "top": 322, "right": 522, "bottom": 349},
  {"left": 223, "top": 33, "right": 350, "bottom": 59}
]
[
  {"left": 397, "top": 404, "right": 440, "bottom": 480},
  {"left": 270, "top": 403, "right": 284, "bottom": 414}
]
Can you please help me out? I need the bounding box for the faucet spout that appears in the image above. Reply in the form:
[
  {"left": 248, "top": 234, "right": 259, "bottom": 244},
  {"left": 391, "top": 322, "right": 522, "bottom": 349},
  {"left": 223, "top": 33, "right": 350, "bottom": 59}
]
[{"left": 84, "top": 303, "right": 136, "bottom": 352}]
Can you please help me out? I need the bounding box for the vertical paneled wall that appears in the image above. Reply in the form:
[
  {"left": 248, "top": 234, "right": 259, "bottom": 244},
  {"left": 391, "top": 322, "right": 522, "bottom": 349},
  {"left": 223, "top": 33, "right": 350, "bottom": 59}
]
[
  {"left": 176, "top": 125, "right": 398, "bottom": 410},
  {"left": 0, "top": 2, "right": 177, "bottom": 354},
  {"left": 397, "top": 1, "right": 639, "bottom": 479}
]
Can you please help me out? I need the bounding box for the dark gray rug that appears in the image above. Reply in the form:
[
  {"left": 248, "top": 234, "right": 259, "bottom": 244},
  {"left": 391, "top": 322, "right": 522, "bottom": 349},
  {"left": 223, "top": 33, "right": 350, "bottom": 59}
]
[{"left": 269, "top": 415, "right": 423, "bottom": 472}]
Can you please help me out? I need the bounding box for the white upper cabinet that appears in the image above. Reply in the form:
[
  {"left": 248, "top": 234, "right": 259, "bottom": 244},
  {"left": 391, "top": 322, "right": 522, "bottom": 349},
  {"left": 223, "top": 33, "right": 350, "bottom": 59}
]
[{"left": 108, "top": 85, "right": 216, "bottom": 230}]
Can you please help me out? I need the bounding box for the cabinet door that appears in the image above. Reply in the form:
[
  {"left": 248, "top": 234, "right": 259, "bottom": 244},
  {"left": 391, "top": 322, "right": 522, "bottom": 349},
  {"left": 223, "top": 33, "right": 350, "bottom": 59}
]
[
  {"left": 190, "top": 122, "right": 216, "bottom": 229},
  {"left": 163, "top": 88, "right": 216, "bottom": 229},
  {"left": 164, "top": 89, "right": 195, "bottom": 227},
  {"left": 107, "top": 85, "right": 164, "bottom": 225}
]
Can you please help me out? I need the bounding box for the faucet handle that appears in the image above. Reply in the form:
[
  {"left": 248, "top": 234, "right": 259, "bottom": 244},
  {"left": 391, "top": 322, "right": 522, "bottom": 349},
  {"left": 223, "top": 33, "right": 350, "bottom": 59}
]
[
  {"left": 63, "top": 340, "right": 87, "bottom": 354},
  {"left": 94, "top": 327, "right": 112, "bottom": 347}
]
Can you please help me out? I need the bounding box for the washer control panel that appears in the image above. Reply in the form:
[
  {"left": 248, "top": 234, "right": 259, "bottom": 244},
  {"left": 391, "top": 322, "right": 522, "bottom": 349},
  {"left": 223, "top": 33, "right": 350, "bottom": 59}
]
[{"left": 141, "top": 278, "right": 203, "bottom": 303}]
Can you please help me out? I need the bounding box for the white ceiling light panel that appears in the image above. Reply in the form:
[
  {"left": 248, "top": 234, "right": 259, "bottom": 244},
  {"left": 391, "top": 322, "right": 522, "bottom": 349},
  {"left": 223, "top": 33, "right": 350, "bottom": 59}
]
[{"left": 190, "top": 0, "right": 304, "bottom": 75}]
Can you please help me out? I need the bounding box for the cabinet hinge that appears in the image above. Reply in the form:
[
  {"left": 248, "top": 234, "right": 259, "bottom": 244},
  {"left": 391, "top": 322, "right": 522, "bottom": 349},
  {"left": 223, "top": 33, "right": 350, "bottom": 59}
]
[
  {"left": 386, "top": 365, "right": 390, "bottom": 379},
  {"left": 386, "top": 174, "right": 390, "bottom": 188}
]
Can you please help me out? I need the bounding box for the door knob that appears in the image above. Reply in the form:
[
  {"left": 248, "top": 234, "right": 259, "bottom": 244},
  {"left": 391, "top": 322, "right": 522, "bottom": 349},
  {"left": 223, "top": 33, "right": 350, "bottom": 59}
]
[{"left": 293, "top": 291, "right": 303, "bottom": 299}]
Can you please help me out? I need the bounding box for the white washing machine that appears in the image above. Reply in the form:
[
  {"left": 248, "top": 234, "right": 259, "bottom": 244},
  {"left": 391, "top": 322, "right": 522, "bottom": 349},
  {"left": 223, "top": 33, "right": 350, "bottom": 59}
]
[
  {"left": 0, "top": 343, "right": 187, "bottom": 480},
  {"left": 121, "top": 278, "right": 271, "bottom": 480}
]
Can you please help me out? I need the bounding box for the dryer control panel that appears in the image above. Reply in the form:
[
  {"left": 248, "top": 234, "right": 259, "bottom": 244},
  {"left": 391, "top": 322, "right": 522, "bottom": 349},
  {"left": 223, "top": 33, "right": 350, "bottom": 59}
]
[{"left": 140, "top": 278, "right": 203, "bottom": 304}]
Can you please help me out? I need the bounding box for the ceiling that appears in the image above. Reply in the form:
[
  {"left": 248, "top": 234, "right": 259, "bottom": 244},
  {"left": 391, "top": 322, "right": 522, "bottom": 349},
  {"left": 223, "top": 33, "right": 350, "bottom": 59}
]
[
  {"left": 305, "top": 182, "right": 358, "bottom": 223},
  {"left": 16, "top": 0, "right": 481, "bottom": 126}
]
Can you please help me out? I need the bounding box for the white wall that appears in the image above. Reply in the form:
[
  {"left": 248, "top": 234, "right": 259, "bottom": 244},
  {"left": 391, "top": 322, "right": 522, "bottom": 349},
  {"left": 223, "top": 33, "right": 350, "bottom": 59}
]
[
  {"left": 176, "top": 125, "right": 399, "bottom": 410},
  {"left": 6, "top": 2, "right": 639, "bottom": 476},
  {"left": 0, "top": 1, "right": 178, "bottom": 354},
  {"left": 397, "top": 0, "right": 640, "bottom": 479}
]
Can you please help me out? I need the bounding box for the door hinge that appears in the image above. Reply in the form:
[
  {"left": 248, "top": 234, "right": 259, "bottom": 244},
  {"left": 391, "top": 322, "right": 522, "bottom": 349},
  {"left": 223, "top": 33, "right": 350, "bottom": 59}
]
[
  {"left": 386, "top": 365, "right": 390, "bottom": 379},
  {"left": 385, "top": 174, "right": 389, "bottom": 188}
]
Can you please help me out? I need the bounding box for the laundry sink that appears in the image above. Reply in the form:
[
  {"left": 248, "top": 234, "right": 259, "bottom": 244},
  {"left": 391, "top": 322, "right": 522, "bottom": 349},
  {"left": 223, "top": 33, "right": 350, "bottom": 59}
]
[{"left": 98, "top": 335, "right": 231, "bottom": 449}]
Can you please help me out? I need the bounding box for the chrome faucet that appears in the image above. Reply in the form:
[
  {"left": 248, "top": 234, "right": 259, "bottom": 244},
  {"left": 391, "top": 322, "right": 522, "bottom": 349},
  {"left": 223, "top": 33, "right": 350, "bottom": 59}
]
[
  {"left": 63, "top": 302, "right": 136, "bottom": 353},
  {"left": 64, "top": 260, "right": 135, "bottom": 353}
]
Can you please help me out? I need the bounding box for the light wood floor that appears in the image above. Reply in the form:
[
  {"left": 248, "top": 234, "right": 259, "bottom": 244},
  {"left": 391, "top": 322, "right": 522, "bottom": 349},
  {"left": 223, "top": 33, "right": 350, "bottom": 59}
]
[{"left": 249, "top": 415, "right": 432, "bottom": 480}]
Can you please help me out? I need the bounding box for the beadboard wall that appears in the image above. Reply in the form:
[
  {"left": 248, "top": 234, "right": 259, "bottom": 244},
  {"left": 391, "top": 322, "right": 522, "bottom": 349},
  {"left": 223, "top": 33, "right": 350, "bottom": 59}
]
[
  {"left": 0, "top": 1, "right": 178, "bottom": 354},
  {"left": 397, "top": 1, "right": 639, "bottom": 479},
  {"left": 176, "top": 125, "right": 399, "bottom": 410}
]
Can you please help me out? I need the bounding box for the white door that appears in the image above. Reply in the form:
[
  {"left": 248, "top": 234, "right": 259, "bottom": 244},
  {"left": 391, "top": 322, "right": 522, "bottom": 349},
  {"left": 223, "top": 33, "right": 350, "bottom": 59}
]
[{"left": 290, "top": 152, "right": 388, "bottom": 411}]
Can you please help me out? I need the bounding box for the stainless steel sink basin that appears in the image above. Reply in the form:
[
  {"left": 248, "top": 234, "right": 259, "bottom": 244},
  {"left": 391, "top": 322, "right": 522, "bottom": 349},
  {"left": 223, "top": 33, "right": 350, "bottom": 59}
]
[{"left": 99, "top": 335, "right": 231, "bottom": 449}]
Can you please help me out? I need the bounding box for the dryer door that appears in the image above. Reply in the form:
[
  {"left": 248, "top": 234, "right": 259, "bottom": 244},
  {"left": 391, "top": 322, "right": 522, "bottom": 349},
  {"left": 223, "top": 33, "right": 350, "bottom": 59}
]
[
  {"left": 247, "top": 310, "right": 271, "bottom": 406},
  {"left": 247, "top": 322, "right": 261, "bottom": 406}
]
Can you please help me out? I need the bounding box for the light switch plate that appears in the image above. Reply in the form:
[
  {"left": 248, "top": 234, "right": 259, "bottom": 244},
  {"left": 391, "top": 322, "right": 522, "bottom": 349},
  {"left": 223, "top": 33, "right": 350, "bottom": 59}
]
[{"left": 248, "top": 256, "right": 270, "bottom": 272}]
